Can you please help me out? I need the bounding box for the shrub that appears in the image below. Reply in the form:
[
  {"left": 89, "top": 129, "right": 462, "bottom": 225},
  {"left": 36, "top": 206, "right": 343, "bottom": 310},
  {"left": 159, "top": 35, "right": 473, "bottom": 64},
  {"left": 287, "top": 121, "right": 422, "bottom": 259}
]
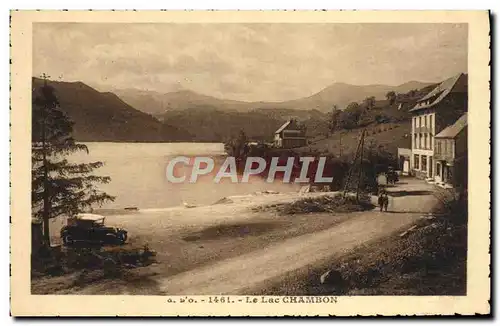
[
  {"left": 32, "top": 244, "right": 158, "bottom": 278},
  {"left": 432, "top": 188, "right": 468, "bottom": 225},
  {"left": 254, "top": 193, "right": 374, "bottom": 215}
]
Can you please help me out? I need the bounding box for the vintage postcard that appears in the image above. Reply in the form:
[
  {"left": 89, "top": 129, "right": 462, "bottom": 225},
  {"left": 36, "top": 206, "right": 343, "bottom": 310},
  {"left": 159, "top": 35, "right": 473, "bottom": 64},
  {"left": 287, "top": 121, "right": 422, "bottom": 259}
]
[{"left": 10, "top": 10, "right": 490, "bottom": 316}]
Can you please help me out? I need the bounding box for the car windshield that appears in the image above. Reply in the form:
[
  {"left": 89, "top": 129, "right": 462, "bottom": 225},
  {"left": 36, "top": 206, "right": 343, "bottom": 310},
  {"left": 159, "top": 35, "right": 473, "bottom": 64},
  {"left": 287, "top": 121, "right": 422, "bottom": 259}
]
[{"left": 70, "top": 217, "right": 105, "bottom": 228}]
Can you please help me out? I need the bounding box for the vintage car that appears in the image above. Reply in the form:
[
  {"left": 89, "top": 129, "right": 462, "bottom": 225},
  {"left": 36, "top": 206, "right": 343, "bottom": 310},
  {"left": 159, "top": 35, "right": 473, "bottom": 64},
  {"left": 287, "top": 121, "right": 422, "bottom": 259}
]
[{"left": 60, "top": 213, "right": 128, "bottom": 247}]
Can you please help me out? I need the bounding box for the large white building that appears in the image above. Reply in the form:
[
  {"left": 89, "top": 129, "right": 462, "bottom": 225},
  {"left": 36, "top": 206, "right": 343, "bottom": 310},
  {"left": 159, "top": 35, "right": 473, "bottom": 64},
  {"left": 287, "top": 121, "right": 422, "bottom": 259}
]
[
  {"left": 411, "top": 107, "right": 436, "bottom": 179},
  {"left": 409, "top": 73, "right": 468, "bottom": 181}
]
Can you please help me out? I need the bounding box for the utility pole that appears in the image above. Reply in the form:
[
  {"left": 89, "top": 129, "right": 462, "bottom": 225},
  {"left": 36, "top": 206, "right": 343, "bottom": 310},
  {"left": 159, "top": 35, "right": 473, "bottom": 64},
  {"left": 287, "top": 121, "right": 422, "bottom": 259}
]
[
  {"left": 342, "top": 129, "right": 364, "bottom": 199},
  {"left": 356, "top": 129, "right": 366, "bottom": 201},
  {"left": 339, "top": 132, "right": 342, "bottom": 157}
]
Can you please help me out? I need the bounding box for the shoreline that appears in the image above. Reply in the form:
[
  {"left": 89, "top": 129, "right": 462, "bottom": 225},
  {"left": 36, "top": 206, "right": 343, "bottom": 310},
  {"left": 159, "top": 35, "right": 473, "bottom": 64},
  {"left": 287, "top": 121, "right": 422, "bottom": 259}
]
[
  {"left": 93, "top": 189, "right": 309, "bottom": 216},
  {"left": 77, "top": 140, "right": 227, "bottom": 144}
]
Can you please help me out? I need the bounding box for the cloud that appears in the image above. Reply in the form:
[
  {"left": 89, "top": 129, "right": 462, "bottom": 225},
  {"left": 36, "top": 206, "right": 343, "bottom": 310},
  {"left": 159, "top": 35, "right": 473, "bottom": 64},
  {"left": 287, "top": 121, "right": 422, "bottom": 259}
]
[{"left": 33, "top": 23, "right": 467, "bottom": 102}]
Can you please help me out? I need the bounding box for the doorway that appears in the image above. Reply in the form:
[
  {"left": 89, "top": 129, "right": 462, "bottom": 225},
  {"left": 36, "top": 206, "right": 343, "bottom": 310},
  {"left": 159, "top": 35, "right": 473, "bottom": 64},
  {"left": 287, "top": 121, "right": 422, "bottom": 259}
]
[{"left": 429, "top": 156, "right": 433, "bottom": 178}]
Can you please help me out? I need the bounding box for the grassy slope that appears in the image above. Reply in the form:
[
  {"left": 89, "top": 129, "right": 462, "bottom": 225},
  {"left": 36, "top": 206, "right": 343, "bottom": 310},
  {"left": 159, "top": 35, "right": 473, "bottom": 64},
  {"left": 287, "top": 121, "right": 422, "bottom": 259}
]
[
  {"left": 252, "top": 214, "right": 466, "bottom": 296},
  {"left": 299, "top": 121, "right": 411, "bottom": 158},
  {"left": 300, "top": 83, "right": 436, "bottom": 157},
  {"left": 292, "top": 85, "right": 437, "bottom": 157}
]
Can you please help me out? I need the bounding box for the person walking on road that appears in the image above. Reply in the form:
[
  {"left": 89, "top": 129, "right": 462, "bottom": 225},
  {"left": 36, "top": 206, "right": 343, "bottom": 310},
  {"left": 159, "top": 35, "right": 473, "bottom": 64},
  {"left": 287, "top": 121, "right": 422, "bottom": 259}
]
[
  {"left": 383, "top": 192, "right": 389, "bottom": 212},
  {"left": 378, "top": 190, "right": 389, "bottom": 212}
]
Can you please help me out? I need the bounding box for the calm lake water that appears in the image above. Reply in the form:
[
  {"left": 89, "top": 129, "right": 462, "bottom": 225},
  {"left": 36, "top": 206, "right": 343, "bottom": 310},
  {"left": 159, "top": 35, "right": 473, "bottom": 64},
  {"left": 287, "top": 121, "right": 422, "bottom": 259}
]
[{"left": 70, "top": 142, "right": 300, "bottom": 210}]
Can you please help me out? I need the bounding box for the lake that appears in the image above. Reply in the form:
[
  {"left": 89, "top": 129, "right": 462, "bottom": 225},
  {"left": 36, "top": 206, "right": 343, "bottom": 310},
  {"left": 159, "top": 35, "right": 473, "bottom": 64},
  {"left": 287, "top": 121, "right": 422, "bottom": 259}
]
[{"left": 70, "top": 142, "right": 300, "bottom": 210}]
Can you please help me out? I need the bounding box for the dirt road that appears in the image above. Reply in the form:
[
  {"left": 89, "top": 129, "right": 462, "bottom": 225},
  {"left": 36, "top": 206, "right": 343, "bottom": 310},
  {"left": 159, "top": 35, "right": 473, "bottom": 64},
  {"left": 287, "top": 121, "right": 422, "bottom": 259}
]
[
  {"left": 37, "top": 178, "right": 437, "bottom": 295},
  {"left": 159, "top": 179, "right": 438, "bottom": 294}
]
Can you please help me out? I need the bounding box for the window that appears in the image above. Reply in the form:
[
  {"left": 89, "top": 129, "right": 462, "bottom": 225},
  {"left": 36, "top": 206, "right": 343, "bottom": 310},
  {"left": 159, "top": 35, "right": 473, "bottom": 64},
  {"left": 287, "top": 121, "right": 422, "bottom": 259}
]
[
  {"left": 430, "top": 115, "right": 433, "bottom": 130},
  {"left": 421, "top": 155, "right": 427, "bottom": 172},
  {"left": 414, "top": 154, "right": 420, "bottom": 170},
  {"left": 414, "top": 133, "right": 418, "bottom": 149},
  {"left": 424, "top": 133, "right": 428, "bottom": 149},
  {"left": 419, "top": 116, "right": 422, "bottom": 127},
  {"left": 444, "top": 140, "right": 447, "bottom": 154},
  {"left": 436, "top": 140, "right": 441, "bottom": 154},
  {"left": 436, "top": 162, "right": 441, "bottom": 176},
  {"left": 424, "top": 115, "right": 427, "bottom": 127},
  {"left": 419, "top": 133, "right": 423, "bottom": 149}
]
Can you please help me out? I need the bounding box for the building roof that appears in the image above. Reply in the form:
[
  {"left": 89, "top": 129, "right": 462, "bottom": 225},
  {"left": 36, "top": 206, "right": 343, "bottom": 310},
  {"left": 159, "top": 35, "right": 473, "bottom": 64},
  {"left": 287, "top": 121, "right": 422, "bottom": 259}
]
[
  {"left": 410, "top": 73, "right": 467, "bottom": 112},
  {"left": 435, "top": 113, "right": 467, "bottom": 138},
  {"left": 275, "top": 119, "right": 305, "bottom": 134},
  {"left": 275, "top": 120, "right": 291, "bottom": 134}
]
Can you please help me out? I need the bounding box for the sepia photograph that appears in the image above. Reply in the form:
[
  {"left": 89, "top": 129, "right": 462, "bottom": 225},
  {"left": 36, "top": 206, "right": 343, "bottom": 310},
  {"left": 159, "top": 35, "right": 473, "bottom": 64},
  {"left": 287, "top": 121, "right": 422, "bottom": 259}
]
[{"left": 10, "top": 10, "right": 490, "bottom": 316}]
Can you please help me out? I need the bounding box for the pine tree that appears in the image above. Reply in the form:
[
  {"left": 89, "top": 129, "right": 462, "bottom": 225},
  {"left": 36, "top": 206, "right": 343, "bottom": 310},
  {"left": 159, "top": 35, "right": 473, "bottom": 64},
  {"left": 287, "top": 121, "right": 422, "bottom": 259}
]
[
  {"left": 329, "top": 105, "right": 340, "bottom": 134},
  {"left": 31, "top": 74, "right": 115, "bottom": 245}
]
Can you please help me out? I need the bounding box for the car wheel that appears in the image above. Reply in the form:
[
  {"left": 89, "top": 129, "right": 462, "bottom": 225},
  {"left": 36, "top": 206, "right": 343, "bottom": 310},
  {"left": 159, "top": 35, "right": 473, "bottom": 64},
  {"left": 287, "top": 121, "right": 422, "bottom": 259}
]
[
  {"left": 115, "top": 232, "right": 126, "bottom": 245},
  {"left": 119, "top": 232, "right": 127, "bottom": 244}
]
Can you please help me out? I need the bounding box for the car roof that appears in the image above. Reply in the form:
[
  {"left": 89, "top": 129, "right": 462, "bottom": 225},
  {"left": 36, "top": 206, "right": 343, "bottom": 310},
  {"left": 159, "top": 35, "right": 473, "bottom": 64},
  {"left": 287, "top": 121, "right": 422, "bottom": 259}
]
[{"left": 74, "top": 213, "right": 105, "bottom": 221}]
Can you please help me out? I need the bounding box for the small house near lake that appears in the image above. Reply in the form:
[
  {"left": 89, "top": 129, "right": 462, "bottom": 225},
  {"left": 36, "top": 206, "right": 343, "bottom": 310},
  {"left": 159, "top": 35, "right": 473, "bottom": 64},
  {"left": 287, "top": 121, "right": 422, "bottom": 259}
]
[{"left": 274, "top": 119, "right": 307, "bottom": 148}]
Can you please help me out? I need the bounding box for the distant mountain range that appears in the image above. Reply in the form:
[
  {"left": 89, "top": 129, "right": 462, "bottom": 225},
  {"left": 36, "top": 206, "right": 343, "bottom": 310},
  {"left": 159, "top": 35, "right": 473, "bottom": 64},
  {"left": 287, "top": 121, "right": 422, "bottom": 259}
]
[
  {"left": 31, "top": 77, "right": 327, "bottom": 143},
  {"left": 32, "top": 78, "right": 192, "bottom": 142},
  {"left": 113, "top": 80, "right": 433, "bottom": 117},
  {"left": 31, "top": 77, "right": 437, "bottom": 143}
]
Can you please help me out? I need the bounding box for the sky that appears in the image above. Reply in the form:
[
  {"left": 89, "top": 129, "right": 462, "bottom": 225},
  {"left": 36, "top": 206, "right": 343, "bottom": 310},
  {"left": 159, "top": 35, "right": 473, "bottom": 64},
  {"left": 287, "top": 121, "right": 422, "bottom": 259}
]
[{"left": 33, "top": 23, "right": 467, "bottom": 102}]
